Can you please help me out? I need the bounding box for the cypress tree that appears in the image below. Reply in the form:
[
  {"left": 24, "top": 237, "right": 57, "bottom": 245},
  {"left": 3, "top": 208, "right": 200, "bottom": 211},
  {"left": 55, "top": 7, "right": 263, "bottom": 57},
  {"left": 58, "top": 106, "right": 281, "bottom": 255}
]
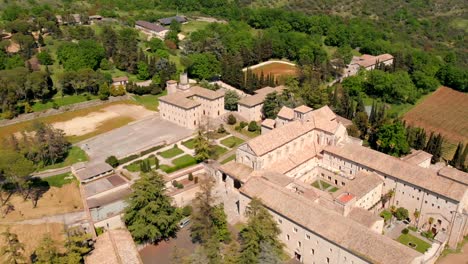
[
  {"left": 369, "top": 101, "right": 376, "bottom": 125},
  {"left": 461, "top": 144, "right": 468, "bottom": 171},
  {"left": 425, "top": 132, "right": 435, "bottom": 153},
  {"left": 414, "top": 129, "right": 426, "bottom": 150},
  {"left": 431, "top": 134, "right": 443, "bottom": 164},
  {"left": 356, "top": 95, "right": 365, "bottom": 113},
  {"left": 450, "top": 142, "right": 464, "bottom": 169}
]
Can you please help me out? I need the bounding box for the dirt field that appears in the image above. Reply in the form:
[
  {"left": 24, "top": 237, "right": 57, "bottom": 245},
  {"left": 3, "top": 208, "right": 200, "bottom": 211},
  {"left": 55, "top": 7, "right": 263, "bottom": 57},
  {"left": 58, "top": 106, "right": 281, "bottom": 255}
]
[
  {"left": 1, "top": 102, "right": 155, "bottom": 143},
  {"left": 246, "top": 61, "right": 298, "bottom": 81},
  {"left": 403, "top": 87, "right": 468, "bottom": 143},
  {"left": 52, "top": 104, "right": 153, "bottom": 137},
  {"left": 0, "top": 223, "right": 65, "bottom": 259},
  {"left": 0, "top": 183, "right": 83, "bottom": 223}
]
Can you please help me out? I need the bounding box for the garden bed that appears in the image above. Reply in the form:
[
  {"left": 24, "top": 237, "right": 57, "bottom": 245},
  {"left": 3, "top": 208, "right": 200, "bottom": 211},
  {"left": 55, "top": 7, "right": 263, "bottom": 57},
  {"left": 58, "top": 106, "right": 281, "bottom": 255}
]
[
  {"left": 220, "top": 136, "right": 245, "bottom": 148},
  {"left": 159, "top": 146, "right": 184, "bottom": 158},
  {"left": 397, "top": 234, "right": 431, "bottom": 253}
]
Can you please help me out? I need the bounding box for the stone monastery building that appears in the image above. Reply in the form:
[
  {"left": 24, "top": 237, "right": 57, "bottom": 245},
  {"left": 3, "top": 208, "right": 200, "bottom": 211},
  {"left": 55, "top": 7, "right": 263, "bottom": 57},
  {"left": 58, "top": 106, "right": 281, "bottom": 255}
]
[
  {"left": 210, "top": 105, "right": 468, "bottom": 264},
  {"left": 159, "top": 74, "right": 225, "bottom": 130}
]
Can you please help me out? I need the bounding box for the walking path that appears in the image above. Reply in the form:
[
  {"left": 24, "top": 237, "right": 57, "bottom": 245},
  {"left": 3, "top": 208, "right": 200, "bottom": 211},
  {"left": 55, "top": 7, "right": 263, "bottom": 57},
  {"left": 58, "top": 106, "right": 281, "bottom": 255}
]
[
  {"left": 1, "top": 211, "right": 86, "bottom": 225},
  {"left": 32, "top": 167, "right": 71, "bottom": 178}
]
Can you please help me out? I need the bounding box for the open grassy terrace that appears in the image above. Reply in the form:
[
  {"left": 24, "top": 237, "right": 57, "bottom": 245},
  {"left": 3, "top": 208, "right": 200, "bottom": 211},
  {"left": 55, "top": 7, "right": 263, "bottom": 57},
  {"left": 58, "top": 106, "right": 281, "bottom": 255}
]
[
  {"left": 397, "top": 234, "right": 431, "bottom": 253},
  {"left": 159, "top": 146, "right": 184, "bottom": 159}
]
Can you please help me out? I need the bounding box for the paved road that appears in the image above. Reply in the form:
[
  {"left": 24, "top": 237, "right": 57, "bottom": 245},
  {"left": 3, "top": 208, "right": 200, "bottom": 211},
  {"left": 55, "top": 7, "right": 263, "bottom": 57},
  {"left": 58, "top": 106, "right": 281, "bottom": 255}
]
[
  {"left": 2, "top": 211, "right": 86, "bottom": 225},
  {"left": 31, "top": 167, "right": 71, "bottom": 178},
  {"left": 78, "top": 115, "right": 193, "bottom": 164}
]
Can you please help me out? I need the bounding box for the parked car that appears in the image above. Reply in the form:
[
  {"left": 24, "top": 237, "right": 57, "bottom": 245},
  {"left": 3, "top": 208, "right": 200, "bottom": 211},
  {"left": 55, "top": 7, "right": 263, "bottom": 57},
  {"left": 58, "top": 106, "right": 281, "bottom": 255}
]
[{"left": 179, "top": 217, "right": 190, "bottom": 228}]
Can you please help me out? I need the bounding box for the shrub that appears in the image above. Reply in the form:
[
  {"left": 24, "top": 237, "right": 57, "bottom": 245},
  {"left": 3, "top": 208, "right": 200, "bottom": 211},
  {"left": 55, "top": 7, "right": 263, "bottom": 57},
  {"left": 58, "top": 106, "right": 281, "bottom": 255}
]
[
  {"left": 227, "top": 114, "right": 236, "bottom": 125},
  {"left": 105, "top": 156, "right": 119, "bottom": 167},
  {"left": 380, "top": 210, "right": 392, "bottom": 223},
  {"left": 118, "top": 154, "right": 139, "bottom": 164},
  {"left": 421, "top": 231, "right": 434, "bottom": 240},
  {"left": 194, "top": 176, "right": 199, "bottom": 184},
  {"left": 408, "top": 226, "right": 418, "bottom": 232},
  {"left": 401, "top": 228, "right": 409, "bottom": 234},
  {"left": 172, "top": 180, "right": 178, "bottom": 187},
  {"left": 177, "top": 183, "right": 184, "bottom": 189},
  {"left": 248, "top": 121, "right": 259, "bottom": 132},
  {"left": 182, "top": 205, "right": 192, "bottom": 216},
  {"left": 52, "top": 102, "right": 59, "bottom": 109},
  {"left": 239, "top": 121, "right": 248, "bottom": 129},
  {"left": 188, "top": 173, "right": 193, "bottom": 181},
  {"left": 217, "top": 124, "right": 226, "bottom": 134},
  {"left": 95, "top": 227, "right": 104, "bottom": 236},
  {"left": 394, "top": 207, "right": 409, "bottom": 221},
  {"left": 140, "top": 144, "right": 164, "bottom": 156}
]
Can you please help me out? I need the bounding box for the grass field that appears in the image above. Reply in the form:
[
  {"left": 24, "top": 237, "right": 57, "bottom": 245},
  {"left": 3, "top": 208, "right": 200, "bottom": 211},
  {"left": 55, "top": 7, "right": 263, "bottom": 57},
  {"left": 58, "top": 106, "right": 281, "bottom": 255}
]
[
  {"left": 221, "top": 136, "right": 245, "bottom": 148},
  {"left": 172, "top": 154, "right": 197, "bottom": 167},
  {"left": 403, "top": 87, "right": 468, "bottom": 144},
  {"left": 397, "top": 234, "right": 431, "bottom": 253},
  {"left": 37, "top": 146, "right": 88, "bottom": 172},
  {"left": 0, "top": 223, "right": 65, "bottom": 259},
  {"left": 31, "top": 94, "right": 99, "bottom": 112},
  {"left": 181, "top": 21, "right": 211, "bottom": 35},
  {"left": 43, "top": 172, "right": 76, "bottom": 187},
  {"left": 311, "top": 180, "right": 331, "bottom": 190},
  {"left": 0, "top": 183, "right": 82, "bottom": 223},
  {"left": 0, "top": 101, "right": 139, "bottom": 143},
  {"left": 159, "top": 146, "right": 184, "bottom": 158},
  {"left": 132, "top": 90, "right": 167, "bottom": 111},
  {"left": 182, "top": 138, "right": 196, "bottom": 149}
]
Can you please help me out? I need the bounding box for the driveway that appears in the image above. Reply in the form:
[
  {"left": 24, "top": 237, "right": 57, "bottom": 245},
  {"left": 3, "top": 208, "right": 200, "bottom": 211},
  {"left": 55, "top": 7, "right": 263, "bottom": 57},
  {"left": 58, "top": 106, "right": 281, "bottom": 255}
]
[
  {"left": 139, "top": 226, "right": 197, "bottom": 264},
  {"left": 77, "top": 115, "right": 193, "bottom": 164}
]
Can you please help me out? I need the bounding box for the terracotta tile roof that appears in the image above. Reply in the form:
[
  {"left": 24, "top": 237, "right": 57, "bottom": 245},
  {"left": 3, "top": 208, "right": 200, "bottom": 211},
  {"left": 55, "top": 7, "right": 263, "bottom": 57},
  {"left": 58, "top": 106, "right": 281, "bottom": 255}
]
[
  {"left": 324, "top": 144, "right": 467, "bottom": 201},
  {"left": 112, "top": 76, "right": 128, "bottom": 82},
  {"left": 333, "top": 171, "right": 383, "bottom": 201},
  {"left": 294, "top": 105, "right": 313, "bottom": 113},
  {"left": 401, "top": 150, "right": 432, "bottom": 166},
  {"left": 277, "top": 106, "right": 294, "bottom": 120},
  {"left": 238, "top": 86, "right": 285, "bottom": 107},
  {"left": 437, "top": 167, "right": 468, "bottom": 186},
  {"left": 159, "top": 87, "right": 223, "bottom": 109},
  {"left": 135, "top": 20, "right": 168, "bottom": 33},
  {"left": 335, "top": 115, "right": 353, "bottom": 127},
  {"left": 218, "top": 161, "right": 254, "bottom": 183},
  {"left": 247, "top": 106, "right": 340, "bottom": 156},
  {"left": 348, "top": 207, "right": 382, "bottom": 229},
  {"left": 350, "top": 54, "right": 394, "bottom": 68},
  {"left": 261, "top": 118, "right": 275, "bottom": 128},
  {"left": 265, "top": 144, "right": 320, "bottom": 174},
  {"left": 85, "top": 229, "right": 142, "bottom": 264},
  {"left": 240, "top": 178, "right": 422, "bottom": 264}
]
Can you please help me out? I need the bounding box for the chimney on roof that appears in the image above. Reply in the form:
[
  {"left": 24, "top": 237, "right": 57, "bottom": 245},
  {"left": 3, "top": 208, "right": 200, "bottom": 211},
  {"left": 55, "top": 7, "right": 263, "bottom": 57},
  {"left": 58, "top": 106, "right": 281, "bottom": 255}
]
[
  {"left": 166, "top": 80, "right": 178, "bottom": 94},
  {"left": 178, "top": 72, "right": 190, "bottom": 91}
]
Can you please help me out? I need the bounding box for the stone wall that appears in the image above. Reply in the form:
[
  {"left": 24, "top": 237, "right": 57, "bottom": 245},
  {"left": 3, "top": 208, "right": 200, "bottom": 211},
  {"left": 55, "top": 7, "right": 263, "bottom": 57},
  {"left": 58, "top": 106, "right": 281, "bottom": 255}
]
[{"left": 0, "top": 95, "right": 130, "bottom": 128}]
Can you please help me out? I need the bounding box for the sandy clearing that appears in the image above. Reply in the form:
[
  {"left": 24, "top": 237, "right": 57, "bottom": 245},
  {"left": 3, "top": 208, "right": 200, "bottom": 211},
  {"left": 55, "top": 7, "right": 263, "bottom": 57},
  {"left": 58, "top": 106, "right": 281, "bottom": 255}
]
[{"left": 52, "top": 104, "right": 154, "bottom": 136}]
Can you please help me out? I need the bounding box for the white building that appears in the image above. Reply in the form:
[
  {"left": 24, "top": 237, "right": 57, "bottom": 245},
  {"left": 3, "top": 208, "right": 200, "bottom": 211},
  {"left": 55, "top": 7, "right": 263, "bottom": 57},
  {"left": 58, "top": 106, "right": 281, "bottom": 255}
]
[
  {"left": 209, "top": 105, "right": 467, "bottom": 263},
  {"left": 159, "top": 75, "right": 225, "bottom": 130},
  {"left": 237, "top": 86, "right": 285, "bottom": 121}
]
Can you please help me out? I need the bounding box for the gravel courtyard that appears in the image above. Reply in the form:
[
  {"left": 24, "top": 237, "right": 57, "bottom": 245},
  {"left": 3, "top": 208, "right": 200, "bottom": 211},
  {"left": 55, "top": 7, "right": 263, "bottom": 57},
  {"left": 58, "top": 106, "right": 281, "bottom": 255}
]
[{"left": 77, "top": 115, "right": 193, "bottom": 164}]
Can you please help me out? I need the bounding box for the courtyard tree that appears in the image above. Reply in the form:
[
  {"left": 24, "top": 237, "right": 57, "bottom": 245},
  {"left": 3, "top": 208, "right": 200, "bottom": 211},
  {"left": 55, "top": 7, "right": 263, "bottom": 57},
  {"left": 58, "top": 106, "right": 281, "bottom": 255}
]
[
  {"left": 224, "top": 90, "right": 240, "bottom": 111},
  {"left": 227, "top": 114, "right": 237, "bottom": 125},
  {"left": 194, "top": 131, "right": 210, "bottom": 162},
  {"left": 262, "top": 92, "right": 281, "bottom": 119},
  {"left": 394, "top": 207, "right": 409, "bottom": 221},
  {"left": 0, "top": 229, "right": 26, "bottom": 264},
  {"left": 124, "top": 171, "right": 181, "bottom": 243},
  {"left": 239, "top": 198, "right": 283, "bottom": 263},
  {"left": 372, "top": 122, "right": 410, "bottom": 157}
]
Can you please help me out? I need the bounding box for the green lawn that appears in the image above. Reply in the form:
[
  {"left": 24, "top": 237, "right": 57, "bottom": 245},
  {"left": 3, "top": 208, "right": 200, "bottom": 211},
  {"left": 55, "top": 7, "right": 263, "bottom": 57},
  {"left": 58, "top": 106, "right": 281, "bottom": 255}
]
[
  {"left": 172, "top": 154, "right": 197, "bottom": 167},
  {"left": 181, "top": 21, "right": 211, "bottom": 35},
  {"left": 159, "top": 146, "right": 184, "bottom": 159},
  {"left": 397, "top": 234, "right": 431, "bottom": 253},
  {"left": 329, "top": 186, "right": 339, "bottom": 192},
  {"left": 37, "top": 146, "right": 88, "bottom": 172},
  {"left": 220, "top": 136, "right": 245, "bottom": 148},
  {"left": 132, "top": 90, "right": 167, "bottom": 111},
  {"left": 182, "top": 138, "right": 196, "bottom": 149},
  {"left": 43, "top": 172, "right": 76, "bottom": 187},
  {"left": 211, "top": 145, "right": 228, "bottom": 159},
  {"left": 221, "top": 154, "right": 236, "bottom": 164},
  {"left": 206, "top": 131, "right": 230, "bottom": 140},
  {"left": 311, "top": 180, "right": 331, "bottom": 190},
  {"left": 31, "top": 94, "right": 99, "bottom": 112}
]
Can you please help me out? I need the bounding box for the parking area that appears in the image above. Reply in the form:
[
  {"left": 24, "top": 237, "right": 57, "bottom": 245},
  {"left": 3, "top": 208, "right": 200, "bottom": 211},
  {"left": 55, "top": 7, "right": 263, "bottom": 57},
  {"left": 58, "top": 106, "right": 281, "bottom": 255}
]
[
  {"left": 77, "top": 115, "right": 193, "bottom": 164},
  {"left": 139, "top": 225, "right": 197, "bottom": 264}
]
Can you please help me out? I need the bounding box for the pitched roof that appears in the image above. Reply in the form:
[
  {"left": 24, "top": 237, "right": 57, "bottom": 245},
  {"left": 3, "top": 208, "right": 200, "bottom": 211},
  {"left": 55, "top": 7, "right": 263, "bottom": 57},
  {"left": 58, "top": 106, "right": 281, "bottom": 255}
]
[
  {"left": 86, "top": 186, "right": 132, "bottom": 208},
  {"left": 437, "top": 167, "right": 468, "bottom": 186},
  {"left": 238, "top": 86, "right": 285, "bottom": 107},
  {"left": 159, "top": 86, "right": 223, "bottom": 109},
  {"left": 240, "top": 178, "right": 421, "bottom": 264},
  {"left": 333, "top": 171, "right": 383, "bottom": 201},
  {"left": 277, "top": 106, "right": 294, "bottom": 120},
  {"left": 190, "top": 86, "right": 225, "bottom": 100},
  {"left": 135, "top": 20, "right": 168, "bottom": 33},
  {"left": 324, "top": 144, "right": 467, "bottom": 201},
  {"left": 85, "top": 229, "right": 142, "bottom": 264},
  {"left": 294, "top": 105, "right": 313, "bottom": 114},
  {"left": 350, "top": 53, "right": 394, "bottom": 68},
  {"left": 266, "top": 144, "right": 320, "bottom": 174},
  {"left": 261, "top": 119, "right": 275, "bottom": 128},
  {"left": 158, "top": 16, "right": 187, "bottom": 25},
  {"left": 347, "top": 207, "right": 383, "bottom": 229},
  {"left": 72, "top": 162, "right": 113, "bottom": 181},
  {"left": 112, "top": 76, "right": 128, "bottom": 82},
  {"left": 246, "top": 106, "right": 340, "bottom": 157},
  {"left": 401, "top": 150, "right": 432, "bottom": 166},
  {"left": 218, "top": 161, "right": 254, "bottom": 183}
]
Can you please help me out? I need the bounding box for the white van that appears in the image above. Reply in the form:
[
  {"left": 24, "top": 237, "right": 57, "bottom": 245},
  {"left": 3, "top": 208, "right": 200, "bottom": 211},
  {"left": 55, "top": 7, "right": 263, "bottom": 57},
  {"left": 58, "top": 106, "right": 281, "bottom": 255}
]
[{"left": 179, "top": 217, "right": 190, "bottom": 228}]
